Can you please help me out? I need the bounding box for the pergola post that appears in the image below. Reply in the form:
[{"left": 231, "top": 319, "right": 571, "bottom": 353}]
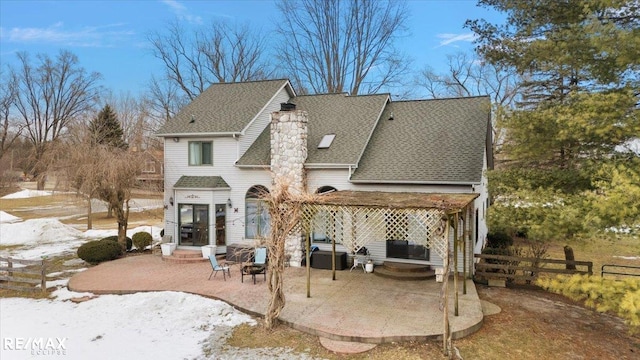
[
  {"left": 463, "top": 206, "right": 471, "bottom": 295},
  {"left": 306, "top": 231, "right": 311, "bottom": 298},
  {"left": 332, "top": 234, "right": 336, "bottom": 281},
  {"left": 453, "top": 213, "right": 459, "bottom": 317},
  {"left": 442, "top": 214, "right": 452, "bottom": 356}
]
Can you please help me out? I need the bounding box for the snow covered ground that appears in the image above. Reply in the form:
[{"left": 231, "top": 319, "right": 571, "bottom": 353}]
[
  {"left": 0, "top": 211, "right": 163, "bottom": 260},
  {"left": 0, "top": 189, "right": 317, "bottom": 360}
]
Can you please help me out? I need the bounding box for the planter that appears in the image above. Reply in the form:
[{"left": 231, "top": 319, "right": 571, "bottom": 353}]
[
  {"left": 161, "top": 243, "right": 176, "bottom": 256},
  {"left": 201, "top": 245, "right": 217, "bottom": 259},
  {"left": 365, "top": 262, "right": 374, "bottom": 273}
]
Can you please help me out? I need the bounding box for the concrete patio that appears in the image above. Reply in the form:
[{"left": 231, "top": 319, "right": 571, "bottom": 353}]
[{"left": 68, "top": 254, "right": 484, "bottom": 344}]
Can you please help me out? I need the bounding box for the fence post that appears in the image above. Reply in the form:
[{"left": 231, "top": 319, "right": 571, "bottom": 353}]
[{"left": 564, "top": 246, "right": 576, "bottom": 270}]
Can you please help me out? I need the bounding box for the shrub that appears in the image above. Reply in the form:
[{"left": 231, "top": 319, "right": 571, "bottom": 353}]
[
  {"left": 101, "top": 235, "right": 132, "bottom": 251},
  {"left": 77, "top": 239, "right": 123, "bottom": 264},
  {"left": 132, "top": 231, "right": 153, "bottom": 251},
  {"left": 537, "top": 274, "right": 640, "bottom": 331},
  {"left": 487, "top": 230, "right": 513, "bottom": 249}
]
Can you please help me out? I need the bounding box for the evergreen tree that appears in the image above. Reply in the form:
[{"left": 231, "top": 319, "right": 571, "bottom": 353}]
[
  {"left": 469, "top": 1, "right": 640, "bottom": 234},
  {"left": 466, "top": 0, "right": 640, "bottom": 169},
  {"left": 89, "top": 104, "right": 128, "bottom": 149}
]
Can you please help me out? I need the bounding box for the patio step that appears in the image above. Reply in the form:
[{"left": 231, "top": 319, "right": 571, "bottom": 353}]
[
  {"left": 162, "top": 250, "right": 208, "bottom": 264},
  {"left": 373, "top": 262, "right": 435, "bottom": 281}
]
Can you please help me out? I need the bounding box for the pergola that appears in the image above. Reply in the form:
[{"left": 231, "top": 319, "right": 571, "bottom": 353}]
[{"left": 298, "top": 190, "right": 478, "bottom": 349}]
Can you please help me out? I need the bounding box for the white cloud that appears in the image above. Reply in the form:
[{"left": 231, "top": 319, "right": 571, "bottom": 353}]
[
  {"left": 161, "top": 0, "right": 203, "bottom": 24},
  {"left": 435, "top": 32, "right": 477, "bottom": 48},
  {"left": 0, "top": 22, "right": 134, "bottom": 47}
]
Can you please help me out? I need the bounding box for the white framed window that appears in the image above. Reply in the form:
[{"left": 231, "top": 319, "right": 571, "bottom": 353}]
[
  {"left": 143, "top": 160, "right": 156, "bottom": 173},
  {"left": 188, "top": 141, "right": 213, "bottom": 166}
]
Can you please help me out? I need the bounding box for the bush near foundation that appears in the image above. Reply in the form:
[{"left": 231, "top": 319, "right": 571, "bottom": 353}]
[
  {"left": 101, "top": 235, "right": 132, "bottom": 251},
  {"left": 132, "top": 231, "right": 153, "bottom": 251},
  {"left": 77, "top": 239, "right": 123, "bottom": 264},
  {"left": 537, "top": 274, "right": 640, "bottom": 331}
]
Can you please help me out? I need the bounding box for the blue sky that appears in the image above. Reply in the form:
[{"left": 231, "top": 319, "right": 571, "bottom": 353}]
[{"left": 0, "top": 0, "right": 504, "bottom": 97}]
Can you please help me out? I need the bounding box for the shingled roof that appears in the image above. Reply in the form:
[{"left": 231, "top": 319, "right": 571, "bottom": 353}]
[
  {"left": 236, "top": 93, "right": 389, "bottom": 166},
  {"left": 173, "top": 176, "right": 230, "bottom": 189},
  {"left": 350, "top": 96, "right": 491, "bottom": 184},
  {"left": 156, "top": 79, "right": 292, "bottom": 136}
]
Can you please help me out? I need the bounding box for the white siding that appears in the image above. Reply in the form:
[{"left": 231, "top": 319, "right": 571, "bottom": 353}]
[
  {"left": 305, "top": 167, "right": 481, "bottom": 272},
  {"left": 238, "top": 89, "right": 291, "bottom": 159}
]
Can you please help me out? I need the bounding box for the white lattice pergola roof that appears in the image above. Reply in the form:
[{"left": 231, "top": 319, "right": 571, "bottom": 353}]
[{"left": 300, "top": 191, "right": 478, "bottom": 260}]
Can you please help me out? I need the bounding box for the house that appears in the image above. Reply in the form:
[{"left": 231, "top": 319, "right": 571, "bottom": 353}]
[
  {"left": 156, "top": 79, "right": 491, "bottom": 269},
  {"left": 133, "top": 147, "right": 164, "bottom": 190}
]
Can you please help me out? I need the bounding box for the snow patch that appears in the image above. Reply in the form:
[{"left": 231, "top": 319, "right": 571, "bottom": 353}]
[
  {"left": 1, "top": 189, "right": 54, "bottom": 199},
  {"left": 0, "top": 211, "right": 22, "bottom": 224}
]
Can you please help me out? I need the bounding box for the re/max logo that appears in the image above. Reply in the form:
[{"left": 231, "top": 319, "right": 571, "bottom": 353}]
[{"left": 3, "top": 337, "right": 67, "bottom": 351}]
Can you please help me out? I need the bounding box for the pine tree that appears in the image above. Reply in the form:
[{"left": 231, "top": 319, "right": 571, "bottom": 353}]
[
  {"left": 89, "top": 104, "right": 128, "bottom": 149},
  {"left": 466, "top": 0, "right": 640, "bottom": 169}
]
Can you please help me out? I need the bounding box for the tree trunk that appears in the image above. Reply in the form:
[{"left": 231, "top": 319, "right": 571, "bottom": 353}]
[
  {"left": 564, "top": 245, "right": 576, "bottom": 270},
  {"left": 36, "top": 175, "right": 46, "bottom": 191},
  {"left": 86, "top": 196, "right": 92, "bottom": 230},
  {"left": 114, "top": 200, "right": 129, "bottom": 251},
  {"left": 107, "top": 204, "right": 113, "bottom": 218},
  {"left": 265, "top": 227, "right": 287, "bottom": 329}
]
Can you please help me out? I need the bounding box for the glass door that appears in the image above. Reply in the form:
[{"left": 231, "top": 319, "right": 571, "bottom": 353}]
[
  {"left": 179, "top": 204, "right": 209, "bottom": 246},
  {"left": 214, "top": 204, "right": 226, "bottom": 246}
]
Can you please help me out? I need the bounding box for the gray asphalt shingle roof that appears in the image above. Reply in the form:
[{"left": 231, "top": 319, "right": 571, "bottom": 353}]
[
  {"left": 350, "top": 96, "right": 490, "bottom": 184},
  {"left": 156, "top": 79, "right": 291, "bottom": 135},
  {"left": 236, "top": 93, "right": 389, "bottom": 166},
  {"left": 173, "top": 176, "right": 230, "bottom": 189}
]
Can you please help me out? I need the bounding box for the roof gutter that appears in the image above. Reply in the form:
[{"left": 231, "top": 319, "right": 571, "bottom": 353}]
[
  {"left": 235, "top": 164, "right": 270, "bottom": 169},
  {"left": 157, "top": 132, "right": 242, "bottom": 138},
  {"left": 173, "top": 187, "right": 231, "bottom": 191},
  {"left": 349, "top": 179, "right": 482, "bottom": 186},
  {"left": 304, "top": 163, "right": 355, "bottom": 169}
]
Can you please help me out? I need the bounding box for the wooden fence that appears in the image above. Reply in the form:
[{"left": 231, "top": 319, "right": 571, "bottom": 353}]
[
  {"left": 601, "top": 264, "right": 640, "bottom": 278},
  {"left": 0, "top": 256, "right": 47, "bottom": 292},
  {"left": 474, "top": 253, "right": 593, "bottom": 283}
]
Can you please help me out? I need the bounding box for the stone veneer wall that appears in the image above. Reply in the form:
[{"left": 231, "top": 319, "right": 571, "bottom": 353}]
[{"left": 270, "top": 108, "right": 308, "bottom": 266}]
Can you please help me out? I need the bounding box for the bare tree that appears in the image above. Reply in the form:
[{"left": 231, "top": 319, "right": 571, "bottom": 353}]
[
  {"left": 0, "top": 70, "right": 22, "bottom": 161},
  {"left": 145, "top": 75, "right": 186, "bottom": 127},
  {"left": 147, "top": 20, "right": 272, "bottom": 102},
  {"left": 275, "top": 0, "right": 411, "bottom": 95},
  {"left": 56, "top": 133, "right": 143, "bottom": 245},
  {"left": 10, "top": 50, "right": 102, "bottom": 189},
  {"left": 56, "top": 134, "right": 102, "bottom": 230},
  {"left": 416, "top": 52, "right": 521, "bottom": 161}
]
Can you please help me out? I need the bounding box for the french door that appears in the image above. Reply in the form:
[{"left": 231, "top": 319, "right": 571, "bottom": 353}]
[{"left": 178, "top": 204, "right": 209, "bottom": 246}]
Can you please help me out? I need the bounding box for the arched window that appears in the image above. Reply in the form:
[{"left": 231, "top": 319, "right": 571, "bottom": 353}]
[
  {"left": 316, "top": 186, "right": 337, "bottom": 194},
  {"left": 245, "top": 185, "right": 270, "bottom": 238}
]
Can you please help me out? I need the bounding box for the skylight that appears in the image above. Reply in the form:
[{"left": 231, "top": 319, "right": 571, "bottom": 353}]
[{"left": 317, "top": 134, "right": 336, "bottom": 149}]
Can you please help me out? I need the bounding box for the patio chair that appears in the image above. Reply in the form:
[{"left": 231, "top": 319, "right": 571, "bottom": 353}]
[
  {"left": 242, "top": 247, "right": 267, "bottom": 284},
  {"left": 208, "top": 255, "right": 231, "bottom": 281}
]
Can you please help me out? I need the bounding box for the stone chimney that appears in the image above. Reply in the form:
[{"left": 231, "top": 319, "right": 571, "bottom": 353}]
[
  {"left": 270, "top": 102, "right": 308, "bottom": 267},
  {"left": 270, "top": 102, "right": 308, "bottom": 193}
]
